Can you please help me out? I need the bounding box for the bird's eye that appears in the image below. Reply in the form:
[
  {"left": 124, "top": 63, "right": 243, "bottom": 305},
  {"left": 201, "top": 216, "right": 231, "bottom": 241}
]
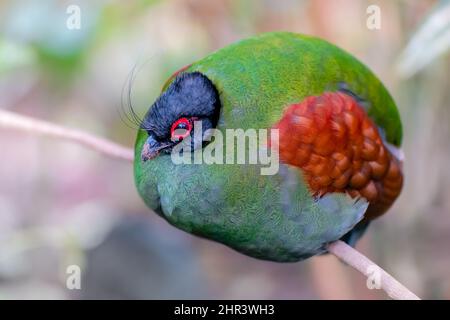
[{"left": 170, "top": 117, "right": 192, "bottom": 142}]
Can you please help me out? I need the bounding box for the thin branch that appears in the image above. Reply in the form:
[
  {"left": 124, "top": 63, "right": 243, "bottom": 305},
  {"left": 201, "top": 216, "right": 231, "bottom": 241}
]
[
  {"left": 0, "top": 109, "right": 421, "bottom": 300},
  {"left": 328, "top": 240, "right": 420, "bottom": 300},
  {"left": 0, "top": 109, "right": 134, "bottom": 162}
]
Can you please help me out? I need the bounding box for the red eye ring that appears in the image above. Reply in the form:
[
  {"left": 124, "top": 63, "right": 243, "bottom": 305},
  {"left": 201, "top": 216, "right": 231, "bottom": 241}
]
[{"left": 171, "top": 117, "right": 192, "bottom": 141}]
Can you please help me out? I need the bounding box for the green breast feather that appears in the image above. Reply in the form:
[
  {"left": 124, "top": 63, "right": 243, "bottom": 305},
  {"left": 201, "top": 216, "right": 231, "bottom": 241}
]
[{"left": 134, "top": 32, "right": 402, "bottom": 262}]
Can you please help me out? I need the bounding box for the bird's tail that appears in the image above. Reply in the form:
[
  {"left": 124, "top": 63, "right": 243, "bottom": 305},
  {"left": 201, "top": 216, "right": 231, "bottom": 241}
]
[{"left": 340, "top": 220, "right": 370, "bottom": 247}]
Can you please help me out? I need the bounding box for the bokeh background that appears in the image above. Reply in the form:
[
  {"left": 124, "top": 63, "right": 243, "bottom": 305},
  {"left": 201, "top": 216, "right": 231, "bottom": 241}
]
[{"left": 1, "top": 0, "right": 449, "bottom": 299}]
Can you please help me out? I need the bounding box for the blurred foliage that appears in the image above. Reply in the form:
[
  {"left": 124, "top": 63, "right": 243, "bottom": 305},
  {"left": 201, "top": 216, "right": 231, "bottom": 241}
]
[
  {"left": 397, "top": 0, "right": 450, "bottom": 77},
  {"left": 0, "top": 39, "right": 36, "bottom": 74}
]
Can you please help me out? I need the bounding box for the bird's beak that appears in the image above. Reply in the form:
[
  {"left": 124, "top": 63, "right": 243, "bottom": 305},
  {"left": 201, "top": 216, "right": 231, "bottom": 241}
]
[{"left": 141, "top": 135, "right": 170, "bottom": 162}]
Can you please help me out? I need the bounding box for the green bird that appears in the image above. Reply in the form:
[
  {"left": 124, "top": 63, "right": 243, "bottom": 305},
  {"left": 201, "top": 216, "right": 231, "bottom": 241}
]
[{"left": 134, "top": 32, "right": 403, "bottom": 262}]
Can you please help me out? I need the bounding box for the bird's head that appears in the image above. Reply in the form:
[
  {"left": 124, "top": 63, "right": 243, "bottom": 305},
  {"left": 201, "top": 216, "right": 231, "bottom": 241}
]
[{"left": 140, "top": 72, "right": 221, "bottom": 161}]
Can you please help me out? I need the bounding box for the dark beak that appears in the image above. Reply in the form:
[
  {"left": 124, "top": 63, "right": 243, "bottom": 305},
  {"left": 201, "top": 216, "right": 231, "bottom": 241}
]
[{"left": 141, "top": 135, "right": 170, "bottom": 162}]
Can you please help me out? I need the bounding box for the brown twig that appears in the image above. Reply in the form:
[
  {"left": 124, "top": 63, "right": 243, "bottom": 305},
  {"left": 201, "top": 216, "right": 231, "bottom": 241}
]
[
  {"left": 328, "top": 240, "right": 420, "bottom": 300},
  {"left": 0, "top": 109, "right": 421, "bottom": 300},
  {"left": 0, "top": 109, "right": 134, "bottom": 162}
]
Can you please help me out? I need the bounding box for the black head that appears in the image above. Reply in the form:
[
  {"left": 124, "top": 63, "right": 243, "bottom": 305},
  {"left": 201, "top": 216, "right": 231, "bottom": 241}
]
[{"left": 140, "top": 72, "right": 221, "bottom": 161}]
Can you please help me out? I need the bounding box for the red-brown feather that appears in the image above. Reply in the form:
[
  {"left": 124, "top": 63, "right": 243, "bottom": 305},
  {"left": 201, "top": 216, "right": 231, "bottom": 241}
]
[{"left": 273, "top": 92, "right": 403, "bottom": 220}]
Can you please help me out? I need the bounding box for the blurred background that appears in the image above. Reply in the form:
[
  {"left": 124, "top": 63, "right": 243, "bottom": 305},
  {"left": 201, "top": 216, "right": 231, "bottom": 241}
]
[{"left": 0, "top": 0, "right": 449, "bottom": 299}]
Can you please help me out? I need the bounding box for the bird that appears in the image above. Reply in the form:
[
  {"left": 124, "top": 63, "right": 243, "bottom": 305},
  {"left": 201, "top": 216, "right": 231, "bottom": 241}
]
[{"left": 133, "top": 32, "right": 403, "bottom": 262}]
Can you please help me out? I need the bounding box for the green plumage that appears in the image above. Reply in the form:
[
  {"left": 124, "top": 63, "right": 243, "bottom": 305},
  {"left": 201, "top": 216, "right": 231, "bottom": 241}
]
[{"left": 134, "top": 32, "right": 402, "bottom": 261}]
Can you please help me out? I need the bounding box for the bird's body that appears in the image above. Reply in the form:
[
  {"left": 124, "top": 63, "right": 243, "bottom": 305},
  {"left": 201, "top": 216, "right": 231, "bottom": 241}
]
[{"left": 134, "top": 32, "right": 403, "bottom": 262}]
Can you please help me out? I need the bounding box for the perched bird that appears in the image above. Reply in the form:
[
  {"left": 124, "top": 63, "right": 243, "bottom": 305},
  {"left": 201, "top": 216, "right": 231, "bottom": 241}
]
[{"left": 134, "top": 32, "right": 403, "bottom": 262}]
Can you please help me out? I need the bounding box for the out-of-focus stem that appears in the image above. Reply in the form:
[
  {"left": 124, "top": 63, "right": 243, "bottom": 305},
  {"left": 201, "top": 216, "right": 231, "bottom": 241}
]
[
  {"left": 0, "top": 109, "right": 134, "bottom": 162},
  {"left": 328, "top": 240, "right": 420, "bottom": 300}
]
